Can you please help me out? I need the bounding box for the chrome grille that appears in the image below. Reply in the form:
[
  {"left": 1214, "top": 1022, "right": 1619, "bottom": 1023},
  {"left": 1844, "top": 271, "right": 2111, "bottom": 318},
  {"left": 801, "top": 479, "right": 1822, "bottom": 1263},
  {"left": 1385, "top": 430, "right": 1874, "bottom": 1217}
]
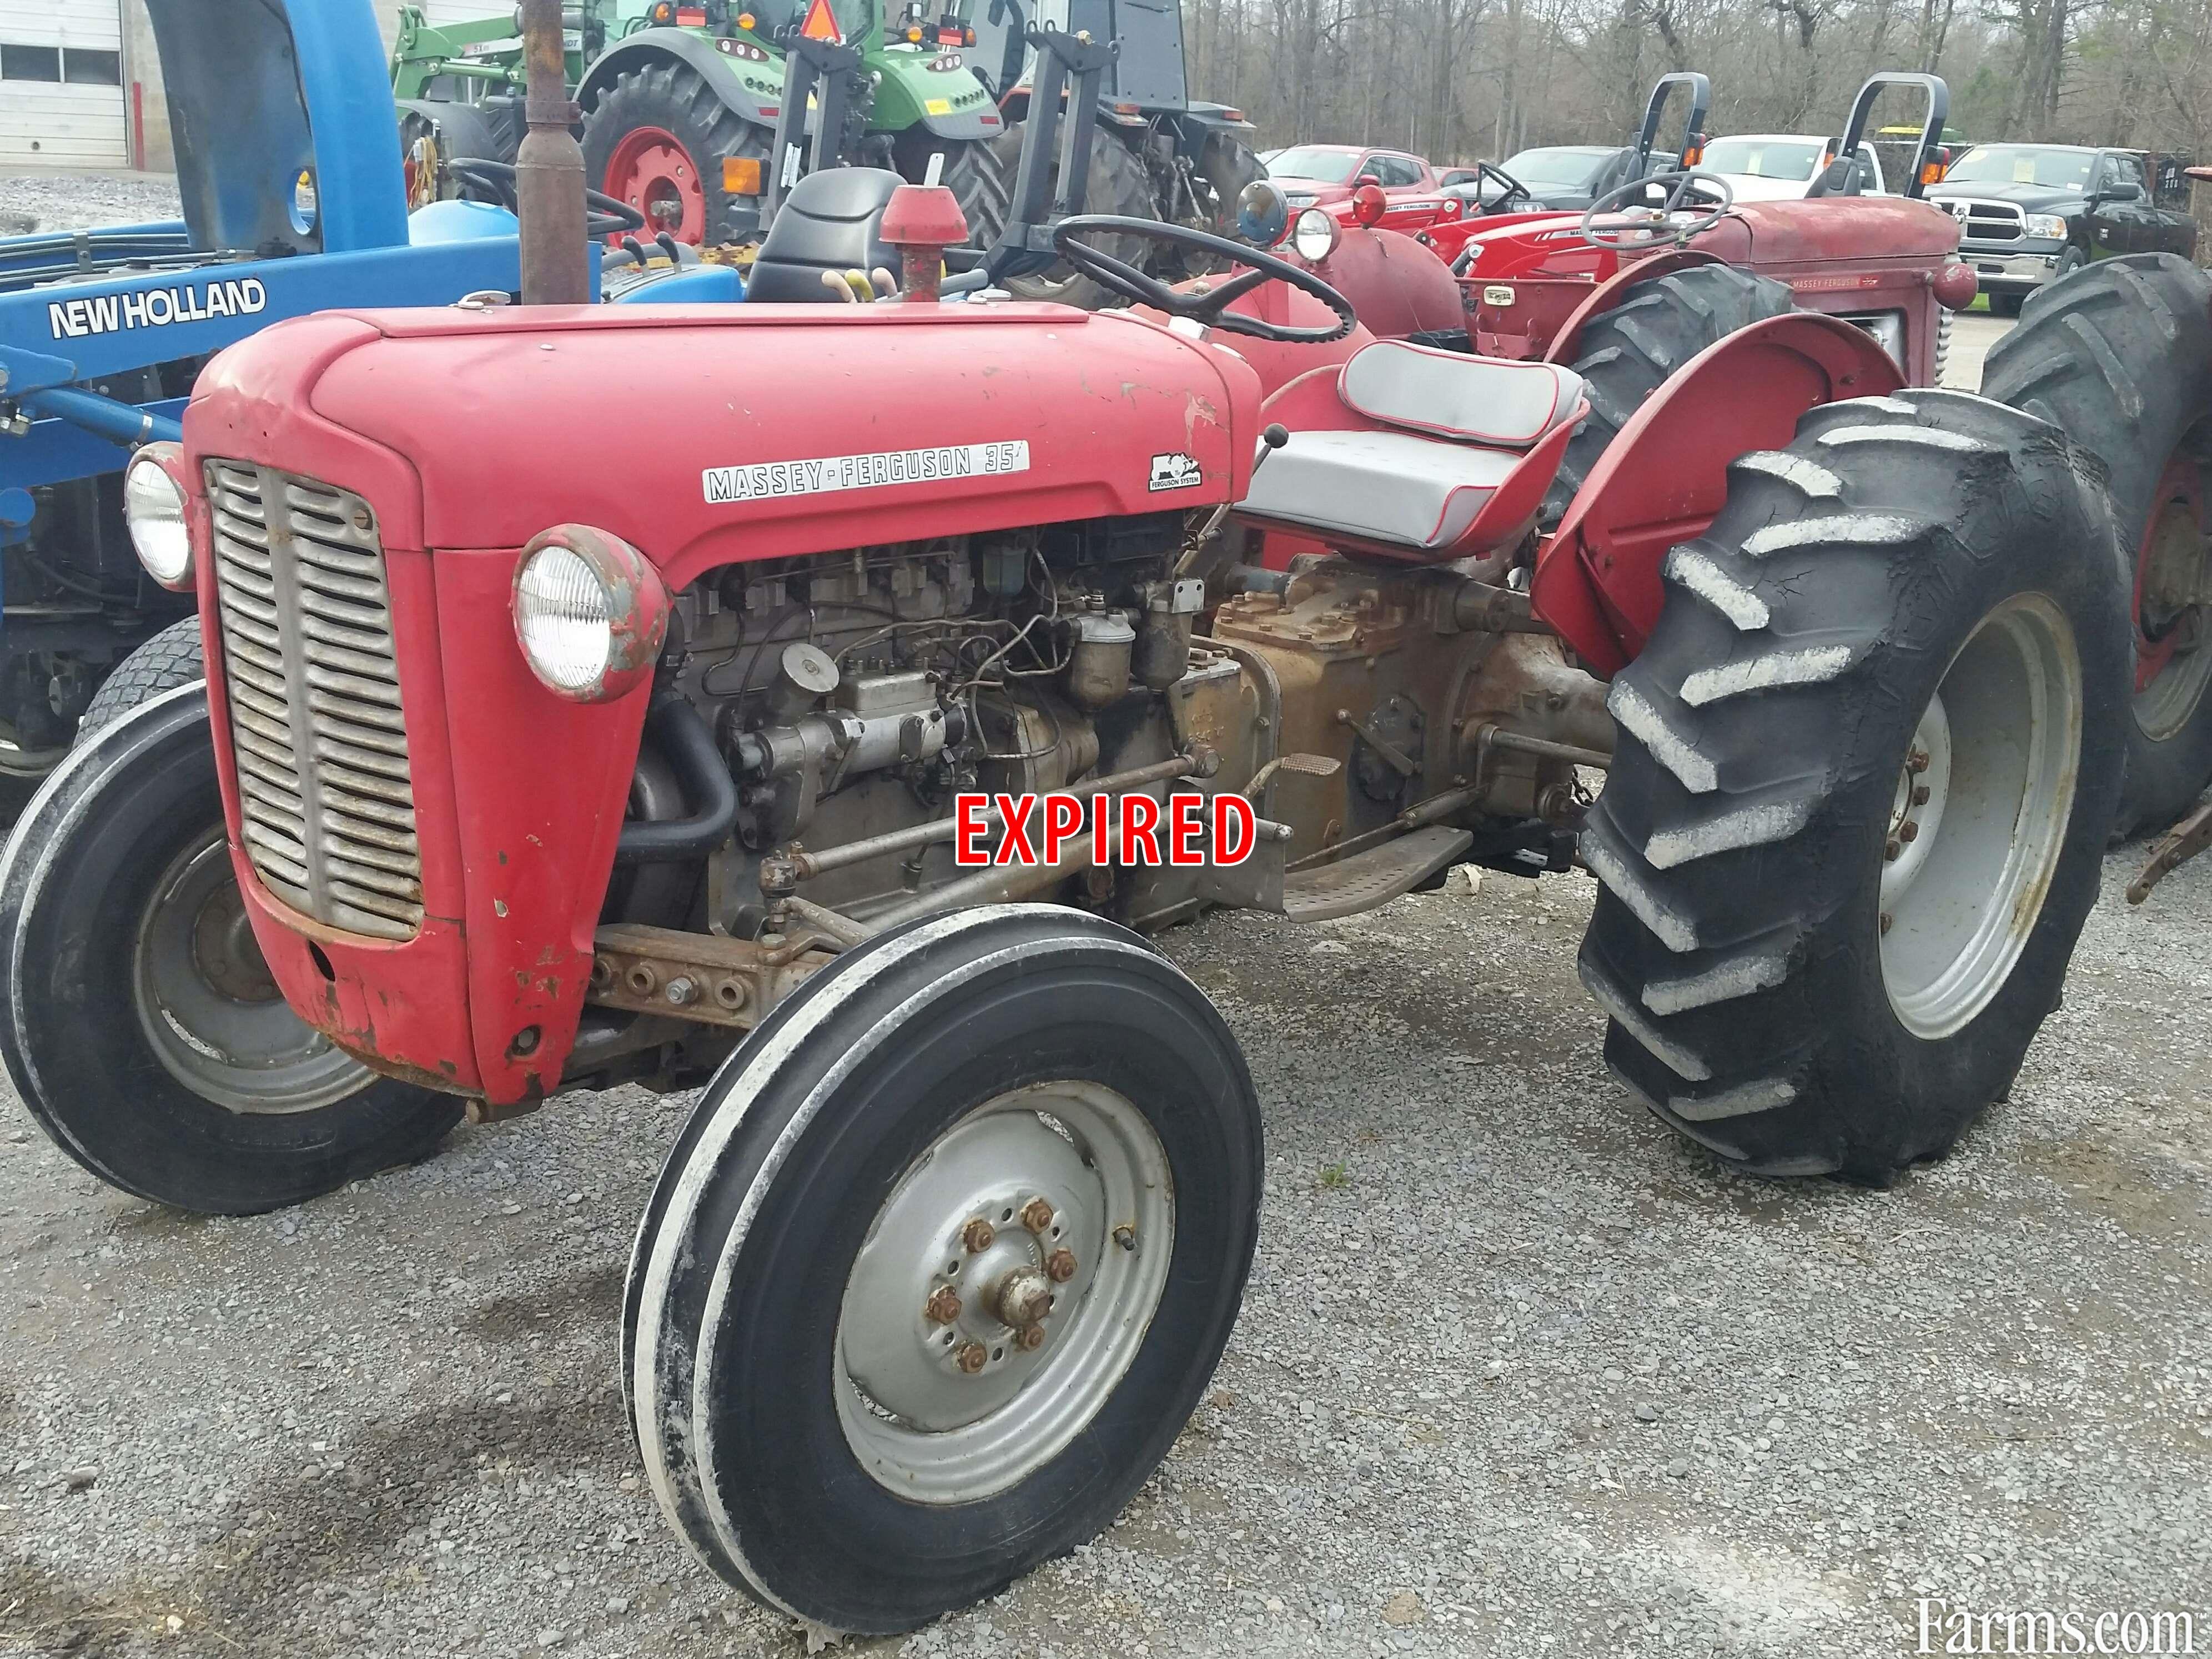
[
  {"left": 1944, "top": 198, "right": 2025, "bottom": 243},
  {"left": 205, "top": 461, "right": 424, "bottom": 940}
]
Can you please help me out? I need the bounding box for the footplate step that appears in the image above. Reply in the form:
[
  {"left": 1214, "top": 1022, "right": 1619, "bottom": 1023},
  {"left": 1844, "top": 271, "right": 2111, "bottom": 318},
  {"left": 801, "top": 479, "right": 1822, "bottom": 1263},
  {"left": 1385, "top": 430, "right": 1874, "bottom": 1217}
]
[{"left": 1279, "top": 826, "right": 1474, "bottom": 923}]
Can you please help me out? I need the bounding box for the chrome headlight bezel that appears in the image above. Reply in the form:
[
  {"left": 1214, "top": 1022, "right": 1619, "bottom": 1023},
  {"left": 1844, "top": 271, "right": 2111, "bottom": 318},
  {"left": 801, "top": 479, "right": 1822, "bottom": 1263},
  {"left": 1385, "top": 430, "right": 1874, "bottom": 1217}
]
[
  {"left": 1291, "top": 208, "right": 1340, "bottom": 263},
  {"left": 123, "top": 442, "right": 194, "bottom": 591}
]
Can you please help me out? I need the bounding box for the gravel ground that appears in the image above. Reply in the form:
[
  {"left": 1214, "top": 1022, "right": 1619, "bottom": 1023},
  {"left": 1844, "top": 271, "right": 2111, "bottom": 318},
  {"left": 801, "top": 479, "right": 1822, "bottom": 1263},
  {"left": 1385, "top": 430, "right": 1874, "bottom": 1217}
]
[
  {"left": 0, "top": 172, "right": 2201, "bottom": 1657},
  {"left": 0, "top": 172, "right": 181, "bottom": 236},
  {"left": 0, "top": 838, "right": 2205, "bottom": 1659}
]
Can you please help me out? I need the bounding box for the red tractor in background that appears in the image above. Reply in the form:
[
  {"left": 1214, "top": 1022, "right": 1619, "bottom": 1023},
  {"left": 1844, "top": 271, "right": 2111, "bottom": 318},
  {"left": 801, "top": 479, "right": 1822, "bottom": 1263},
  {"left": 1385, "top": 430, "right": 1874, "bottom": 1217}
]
[{"left": 7, "top": 42, "right": 2207, "bottom": 1641}]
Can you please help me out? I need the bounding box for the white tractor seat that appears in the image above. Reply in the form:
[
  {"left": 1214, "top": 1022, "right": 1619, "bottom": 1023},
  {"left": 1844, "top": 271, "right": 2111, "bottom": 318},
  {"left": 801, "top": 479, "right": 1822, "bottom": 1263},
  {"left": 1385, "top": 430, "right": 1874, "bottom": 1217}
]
[{"left": 1239, "top": 343, "right": 1585, "bottom": 553}]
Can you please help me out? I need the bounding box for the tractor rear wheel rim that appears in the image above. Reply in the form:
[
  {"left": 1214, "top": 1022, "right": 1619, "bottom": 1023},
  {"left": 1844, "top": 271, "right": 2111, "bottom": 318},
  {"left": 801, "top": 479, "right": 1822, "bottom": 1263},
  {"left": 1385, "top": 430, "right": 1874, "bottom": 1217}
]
[
  {"left": 132, "top": 829, "right": 370, "bottom": 1114},
  {"left": 833, "top": 1079, "right": 1174, "bottom": 1505},
  {"left": 1879, "top": 593, "right": 2082, "bottom": 1039},
  {"left": 604, "top": 125, "right": 705, "bottom": 244},
  {"left": 2131, "top": 455, "right": 2212, "bottom": 740}
]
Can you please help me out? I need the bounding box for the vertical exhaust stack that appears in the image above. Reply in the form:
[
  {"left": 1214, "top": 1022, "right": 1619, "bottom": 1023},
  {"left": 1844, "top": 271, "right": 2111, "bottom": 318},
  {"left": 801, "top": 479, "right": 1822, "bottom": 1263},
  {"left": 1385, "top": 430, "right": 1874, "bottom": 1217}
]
[{"left": 515, "top": 0, "right": 589, "bottom": 304}]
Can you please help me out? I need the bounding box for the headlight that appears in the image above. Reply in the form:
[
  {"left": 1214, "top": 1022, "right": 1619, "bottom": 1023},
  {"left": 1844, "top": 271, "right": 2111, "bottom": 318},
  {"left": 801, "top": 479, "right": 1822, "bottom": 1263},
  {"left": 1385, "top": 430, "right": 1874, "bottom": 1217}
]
[
  {"left": 511, "top": 525, "right": 670, "bottom": 703},
  {"left": 1283, "top": 190, "right": 1317, "bottom": 208},
  {"left": 2024, "top": 213, "right": 2068, "bottom": 240},
  {"left": 1292, "top": 208, "right": 1339, "bottom": 262},
  {"left": 123, "top": 443, "right": 193, "bottom": 590}
]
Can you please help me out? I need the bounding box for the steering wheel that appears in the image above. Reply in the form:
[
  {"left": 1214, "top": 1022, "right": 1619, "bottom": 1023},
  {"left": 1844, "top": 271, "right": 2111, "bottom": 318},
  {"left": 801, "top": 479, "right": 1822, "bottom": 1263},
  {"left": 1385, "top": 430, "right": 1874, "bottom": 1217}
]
[
  {"left": 1048, "top": 215, "right": 1357, "bottom": 344},
  {"left": 445, "top": 157, "right": 648, "bottom": 241},
  {"left": 1578, "top": 169, "right": 1734, "bottom": 250},
  {"left": 1470, "top": 160, "right": 1535, "bottom": 214}
]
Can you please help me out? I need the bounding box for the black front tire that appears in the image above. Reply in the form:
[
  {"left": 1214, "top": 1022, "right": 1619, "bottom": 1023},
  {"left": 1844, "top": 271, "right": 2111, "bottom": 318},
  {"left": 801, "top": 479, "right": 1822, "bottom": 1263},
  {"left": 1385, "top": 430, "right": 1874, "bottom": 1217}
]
[
  {"left": 0, "top": 687, "right": 461, "bottom": 1214},
  {"left": 1982, "top": 252, "right": 2212, "bottom": 836},
  {"left": 626, "top": 905, "right": 1261, "bottom": 1633},
  {"left": 1545, "top": 265, "right": 1796, "bottom": 527},
  {"left": 76, "top": 614, "right": 202, "bottom": 740},
  {"left": 1580, "top": 389, "right": 2130, "bottom": 1182}
]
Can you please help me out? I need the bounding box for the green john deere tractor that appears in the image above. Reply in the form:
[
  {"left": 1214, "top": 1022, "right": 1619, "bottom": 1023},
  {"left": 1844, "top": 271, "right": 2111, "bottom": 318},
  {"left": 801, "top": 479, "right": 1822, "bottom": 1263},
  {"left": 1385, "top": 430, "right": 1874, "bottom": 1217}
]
[{"left": 390, "top": 0, "right": 1011, "bottom": 248}]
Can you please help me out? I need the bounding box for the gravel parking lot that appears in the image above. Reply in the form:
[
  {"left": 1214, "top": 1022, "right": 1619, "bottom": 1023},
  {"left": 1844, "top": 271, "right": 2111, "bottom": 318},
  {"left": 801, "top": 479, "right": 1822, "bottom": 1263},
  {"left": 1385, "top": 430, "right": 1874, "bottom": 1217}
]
[{"left": 0, "top": 177, "right": 2202, "bottom": 1657}]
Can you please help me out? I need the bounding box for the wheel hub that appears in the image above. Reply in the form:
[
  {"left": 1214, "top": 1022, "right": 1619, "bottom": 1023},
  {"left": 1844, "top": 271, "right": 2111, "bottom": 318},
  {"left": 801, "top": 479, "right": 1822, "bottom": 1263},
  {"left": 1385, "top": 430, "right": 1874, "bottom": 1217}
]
[
  {"left": 602, "top": 127, "right": 705, "bottom": 244},
  {"left": 1879, "top": 594, "right": 2082, "bottom": 1039},
  {"left": 2132, "top": 460, "right": 2212, "bottom": 736},
  {"left": 833, "top": 1081, "right": 1174, "bottom": 1505},
  {"left": 189, "top": 877, "right": 280, "bottom": 1004},
  {"left": 133, "top": 830, "right": 373, "bottom": 1114}
]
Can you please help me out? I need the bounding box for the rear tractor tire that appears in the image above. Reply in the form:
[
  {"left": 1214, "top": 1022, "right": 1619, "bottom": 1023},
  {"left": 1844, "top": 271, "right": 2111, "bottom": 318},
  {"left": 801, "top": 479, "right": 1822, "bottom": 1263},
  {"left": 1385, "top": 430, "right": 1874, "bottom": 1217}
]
[
  {"left": 625, "top": 906, "right": 1261, "bottom": 1633},
  {"left": 582, "top": 59, "right": 772, "bottom": 247},
  {"left": 1543, "top": 264, "right": 1796, "bottom": 527},
  {"left": 1982, "top": 253, "right": 2212, "bottom": 837},
  {"left": 893, "top": 127, "right": 1011, "bottom": 262},
  {"left": 0, "top": 665, "right": 460, "bottom": 1215},
  {"left": 986, "top": 121, "right": 1154, "bottom": 308},
  {"left": 1580, "top": 389, "right": 2130, "bottom": 1182}
]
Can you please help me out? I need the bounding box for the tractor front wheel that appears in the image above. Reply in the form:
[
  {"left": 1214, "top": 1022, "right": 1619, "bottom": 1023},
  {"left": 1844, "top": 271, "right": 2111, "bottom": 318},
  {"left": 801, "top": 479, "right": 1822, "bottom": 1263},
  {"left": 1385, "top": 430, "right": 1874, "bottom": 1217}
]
[
  {"left": 625, "top": 906, "right": 1261, "bottom": 1633},
  {"left": 0, "top": 680, "right": 461, "bottom": 1214},
  {"left": 1982, "top": 253, "right": 2212, "bottom": 837},
  {"left": 581, "top": 59, "right": 771, "bottom": 246},
  {"left": 1580, "top": 389, "right": 2130, "bottom": 1182}
]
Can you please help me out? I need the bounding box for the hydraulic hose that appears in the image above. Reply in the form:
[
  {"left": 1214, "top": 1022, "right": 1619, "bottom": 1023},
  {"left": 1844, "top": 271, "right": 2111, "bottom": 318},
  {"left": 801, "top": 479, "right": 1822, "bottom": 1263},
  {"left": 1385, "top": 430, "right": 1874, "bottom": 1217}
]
[{"left": 613, "top": 698, "right": 740, "bottom": 867}]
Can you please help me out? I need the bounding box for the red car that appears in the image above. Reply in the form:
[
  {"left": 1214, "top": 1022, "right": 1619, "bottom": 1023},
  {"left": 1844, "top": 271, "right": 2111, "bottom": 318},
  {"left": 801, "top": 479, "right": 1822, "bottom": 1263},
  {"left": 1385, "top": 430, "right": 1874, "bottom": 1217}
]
[{"left": 1264, "top": 143, "right": 1464, "bottom": 234}]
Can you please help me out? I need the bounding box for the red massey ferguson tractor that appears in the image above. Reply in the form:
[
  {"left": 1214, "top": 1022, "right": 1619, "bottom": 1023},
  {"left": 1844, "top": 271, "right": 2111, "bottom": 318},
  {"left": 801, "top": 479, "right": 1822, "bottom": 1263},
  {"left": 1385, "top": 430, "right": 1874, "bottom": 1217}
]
[{"left": 1, "top": 113, "right": 2192, "bottom": 1636}]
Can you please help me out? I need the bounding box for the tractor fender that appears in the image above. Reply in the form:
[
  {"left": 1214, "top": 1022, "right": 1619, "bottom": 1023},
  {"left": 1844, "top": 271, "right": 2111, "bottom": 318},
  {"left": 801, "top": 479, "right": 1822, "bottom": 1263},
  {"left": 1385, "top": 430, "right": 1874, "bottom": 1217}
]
[
  {"left": 1179, "top": 102, "right": 1256, "bottom": 134},
  {"left": 1531, "top": 310, "right": 1903, "bottom": 677},
  {"left": 575, "top": 29, "right": 775, "bottom": 127},
  {"left": 1542, "top": 246, "right": 1722, "bottom": 366},
  {"left": 909, "top": 99, "right": 1004, "bottom": 143}
]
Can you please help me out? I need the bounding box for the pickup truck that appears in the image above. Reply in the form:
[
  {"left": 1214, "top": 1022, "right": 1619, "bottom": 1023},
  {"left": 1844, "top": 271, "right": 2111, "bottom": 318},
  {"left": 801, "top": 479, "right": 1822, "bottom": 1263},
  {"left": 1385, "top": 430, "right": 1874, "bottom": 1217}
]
[{"left": 1925, "top": 143, "right": 2199, "bottom": 314}]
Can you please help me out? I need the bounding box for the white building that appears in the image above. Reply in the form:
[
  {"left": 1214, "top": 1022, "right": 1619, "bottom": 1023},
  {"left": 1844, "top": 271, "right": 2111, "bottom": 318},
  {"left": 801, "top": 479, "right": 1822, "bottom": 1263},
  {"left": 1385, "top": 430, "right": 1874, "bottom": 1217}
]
[{"left": 1, "top": 0, "right": 498, "bottom": 172}]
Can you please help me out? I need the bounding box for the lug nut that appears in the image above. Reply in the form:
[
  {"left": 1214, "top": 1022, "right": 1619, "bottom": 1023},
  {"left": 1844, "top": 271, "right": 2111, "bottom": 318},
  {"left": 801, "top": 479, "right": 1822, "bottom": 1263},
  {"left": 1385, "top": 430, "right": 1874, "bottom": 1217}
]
[
  {"left": 1880, "top": 912, "right": 1893, "bottom": 936},
  {"left": 1885, "top": 838, "right": 1902, "bottom": 861},
  {"left": 1908, "top": 747, "right": 1931, "bottom": 773},
  {"left": 924, "top": 1286, "right": 962, "bottom": 1325},
  {"left": 962, "top": 1218, "right": 996, "bottom": 1254},
  {"left": 955, "top": 1342, "right": 987, "bottom": 1374},
  {"left": 1113, "top": 1224, "right": 1137, "bottom": 1252},
  {"left": 1045, "top": 1247, "right": 1078, "bottom": 1283},
  {"left": 1015, "top": 1324, "right": 1047, "bottom": 1352},
  {"left": 1912, "top": 785, "right": 1932, "bottom": 807},
  {"left": 1020, "top": 1198, "right": 1054, "bottom": 1234},
  {"left": 1898, "top": 821, "right": 1919, "bottom": 844}
]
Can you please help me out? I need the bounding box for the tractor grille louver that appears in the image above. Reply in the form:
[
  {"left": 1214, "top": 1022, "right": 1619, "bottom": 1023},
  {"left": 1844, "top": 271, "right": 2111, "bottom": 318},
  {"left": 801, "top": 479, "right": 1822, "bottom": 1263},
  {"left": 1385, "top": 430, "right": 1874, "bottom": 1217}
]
[{"left": 205, "top": 461, "right": 424, "bottom": 941}]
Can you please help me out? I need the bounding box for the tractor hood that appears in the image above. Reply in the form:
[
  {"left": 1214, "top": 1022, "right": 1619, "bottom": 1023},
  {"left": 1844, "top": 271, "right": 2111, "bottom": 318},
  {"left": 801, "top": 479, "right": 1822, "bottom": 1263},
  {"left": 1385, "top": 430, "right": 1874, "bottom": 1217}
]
[
  {"left": 1690, "top": 196, "right": 1959, "bottom": 270},
  {"left": 184, "top": 303, "right": 1260, "bottom": 586}
]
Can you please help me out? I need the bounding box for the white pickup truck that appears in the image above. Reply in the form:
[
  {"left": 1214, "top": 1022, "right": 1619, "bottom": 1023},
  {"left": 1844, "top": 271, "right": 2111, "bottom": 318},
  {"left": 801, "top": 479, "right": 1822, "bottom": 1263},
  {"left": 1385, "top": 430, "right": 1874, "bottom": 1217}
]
[{"left": 1701, "top": 133, "right": 1887, "bottom": 200}]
